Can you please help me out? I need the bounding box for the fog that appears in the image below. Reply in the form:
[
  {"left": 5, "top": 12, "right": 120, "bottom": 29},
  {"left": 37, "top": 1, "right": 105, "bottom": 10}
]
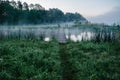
[
  {"left": 0, "top": 25, "right": 118, "bottom": 43},
  {"left": 88, "top": 7, "right": 120, "bottom": 25}
]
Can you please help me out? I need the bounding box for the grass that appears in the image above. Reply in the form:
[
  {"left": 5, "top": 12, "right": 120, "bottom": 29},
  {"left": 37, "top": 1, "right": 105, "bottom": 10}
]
[
  {"left": 0, "top": 40, "right": 120, "bottom": 80},
  {"left": 66, "top": 41, "right": 120, "bottom": 80},
  {"left": 0, "top": 40, "right": 61, "bottom": 80}
]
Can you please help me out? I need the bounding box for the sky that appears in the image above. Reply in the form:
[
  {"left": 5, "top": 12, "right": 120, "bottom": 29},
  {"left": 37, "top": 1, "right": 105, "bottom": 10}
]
[{"left": 11, "top": 0, "right": 120, "bottom": 17}]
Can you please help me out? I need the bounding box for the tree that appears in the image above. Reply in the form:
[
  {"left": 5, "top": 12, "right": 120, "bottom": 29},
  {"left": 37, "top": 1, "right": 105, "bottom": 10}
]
[
  {"left": 29, "top": 3, "right": 34, "bottom": 10},
  {"left": 17, "top": 1, "right": 22, "bottom": 10},
  {"left": 47, "top": 8, "right": 64, "bottom": 23},
  {"left": 23, "top": 2, "right": 29, "bottom": 10},
  {"left": 0, "top": 0, "right": 87, "bottom": 25},
  {"left": 0, "top": 0, "right": 17, "bottom": 24},
  {"left": 34, "top": 4, "right": 45, "bottom": 10},
  {"left": 10, "top": 0, "right": 17, "bottom": 8}
]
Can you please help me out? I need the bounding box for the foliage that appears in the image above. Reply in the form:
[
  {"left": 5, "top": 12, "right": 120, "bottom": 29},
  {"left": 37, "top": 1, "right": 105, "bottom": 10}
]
[
  {"left": 66, "top": 41, "right": 120, "bottom": 80},
  {"left": 0, "top": 0, "right": 86, "bottom": 25},
  {"left": 0, "top": 40, "right": 62, "bottom": 80},
  {"left": 0, "top": 40, "right": 120, "bottom": 80}
]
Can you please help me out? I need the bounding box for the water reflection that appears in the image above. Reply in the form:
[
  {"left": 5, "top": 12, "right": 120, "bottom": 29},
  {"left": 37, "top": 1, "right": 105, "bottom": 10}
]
[
  {"left": 44, "top": 37, "right": 50, "bottom": 42},
  {"left": 70, "top": 35, "right": 77, "bottom": 42},
  {"left": 0, "top": 27, "right": 118, "bottom": 42}
]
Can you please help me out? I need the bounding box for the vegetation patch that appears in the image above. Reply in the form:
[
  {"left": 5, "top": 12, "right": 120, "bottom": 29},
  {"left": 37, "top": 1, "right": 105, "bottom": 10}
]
[{"left": 0, "top": 40, "right": 120, "bottom": 80}]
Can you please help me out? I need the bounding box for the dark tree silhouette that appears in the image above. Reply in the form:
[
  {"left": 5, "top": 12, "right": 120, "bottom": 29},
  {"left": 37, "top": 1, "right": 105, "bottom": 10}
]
[{"left": 0, "top": 0, "right": 87, "bottom": 25}]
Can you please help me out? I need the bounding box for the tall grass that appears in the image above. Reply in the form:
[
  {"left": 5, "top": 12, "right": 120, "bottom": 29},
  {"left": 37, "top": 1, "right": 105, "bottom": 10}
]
[
  {"left": 0, "top": 40, "right": 120, "bottom": 80},
  {"left": 0, "top": 27, "right": 118, "bottom": 42}
]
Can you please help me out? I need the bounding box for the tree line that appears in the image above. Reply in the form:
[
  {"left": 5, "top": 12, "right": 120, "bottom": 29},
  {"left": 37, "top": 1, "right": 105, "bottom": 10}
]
[{"left": 0, "top": 0, "right": 86, "bottom": 25}]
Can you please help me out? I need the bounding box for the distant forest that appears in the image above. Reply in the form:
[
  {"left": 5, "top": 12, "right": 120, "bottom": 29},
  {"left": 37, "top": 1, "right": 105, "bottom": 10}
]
[{"left": 0, "top": 0, "right": 86, "bottom": 25}]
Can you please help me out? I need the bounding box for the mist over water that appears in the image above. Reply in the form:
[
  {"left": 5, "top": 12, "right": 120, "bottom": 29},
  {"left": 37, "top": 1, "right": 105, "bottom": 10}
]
[{"left": 0, "top": 25, "right": 118, "bottom": 42}]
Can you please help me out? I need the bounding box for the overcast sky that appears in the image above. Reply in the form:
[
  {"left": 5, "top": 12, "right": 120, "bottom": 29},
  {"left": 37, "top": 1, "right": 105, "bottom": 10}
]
[{"left": 10, "top": 0, "right": 120, "bottom": 17}]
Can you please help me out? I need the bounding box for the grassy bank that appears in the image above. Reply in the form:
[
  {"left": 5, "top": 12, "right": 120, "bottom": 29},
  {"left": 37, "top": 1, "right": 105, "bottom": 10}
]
[{"left": 0, "top": 40, "right": 120, "bottom": 80}]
